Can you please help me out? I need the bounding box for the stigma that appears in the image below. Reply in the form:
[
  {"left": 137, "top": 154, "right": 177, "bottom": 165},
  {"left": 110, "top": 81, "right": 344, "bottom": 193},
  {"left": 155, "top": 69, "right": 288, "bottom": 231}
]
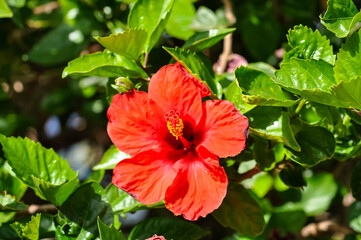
[{"left": 165, "top": 110, "right": 184, "bottom": 140}]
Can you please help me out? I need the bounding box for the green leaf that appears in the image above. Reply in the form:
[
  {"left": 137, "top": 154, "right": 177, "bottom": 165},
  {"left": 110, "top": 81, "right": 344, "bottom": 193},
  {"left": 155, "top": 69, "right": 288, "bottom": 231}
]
[
  {"left": 252, "top": 139, "right": 276, "bottom": 171},
  {"left": 348, "top": 201, "right": 361, "bottom": 232},
  {"left": 55, "top": 182, "right": 113, "bottom": 240},
  {"left": 286, "top": 25, "right": 335, "bottom": 65},
  {"left": 31, "top": 175, "right": 79, "bottom": 206},
  {"left": 128, "top": 0, "right": 174, "bottom": 52},
  {"left": 128, "top": 217, "right": 210, "bottom": 240},
  {"left": 331, "top": 77, "right": 361, "bottom": 110},
  {"left": 247, "top": 62, "right": 276, "bottom": 79},
  {"left": 239, "top": 1, "right": 281, "bottom": 60},
  {"left": 269, "top": 203, "right": 307, "bottom": 235},
  {"left": 0, "top": 193, "right": 27, "bottom": 212},
  {"left": 104, "top": 184, "right": 163, "bottom": 214},
  {"left": 183, "top": 28, "right": 235, "bottom": 51},
  {"left": 0, "top": 135, "right": 79, "bottom": 206},
  {"left": 300, "top": 173, "right": 338, "bottom": 216},
  {"left": 320, "top": 0, "right": 360, "bottom": 38},
  {"left": 166, "top": 0, "right": 195, "bottom": 40},
  {"left": 163, "top": 47, "right": 220, "bottom": 98},
  {"left": 212, "top": 184, "right": 265, "bottom": 237},
  {"left": 279, "top": 162, "right": 307, "bottom": 188},
  {"left": 224, "top": 81, "right": 256, "bottom": 114},
  {"left": 62, "top": 51, "right": 148, "bottom": 79},
  {"left": 351, "top": 160, "right": 361, "bottom": 201},
  {"left": 189, "top": 6, "right": 229, "bottom": 31},
  {"left": 334, "top": 29, "right": 361, "bottom": 83},
  {"left": 93, "top": 145, "right": 130, "bottom": 171},
  {"left": 275, "top": 58, "right": 342, "bottom": 107},
  {"left": 11, "top": 213, "right": 41, "bottom": 240},
  {"left": 97, "top": 218, "right": 126, "bottom": 240},
  {"left": 0, "top": 163, "right": 27, "bottom": 199},
  {"left": 27, "top": 24, "right": 87, "bottom": 67},
  {"left": 235, "top": 66, "right": 297, "bottom": 107},
  {"left": 94, "top": 28, "right": 148, "bottom": 60},
  {"left": 0, "top": 0, "right": 12, "bottom": 18},
  {"left": 247, "top": 108, "right": 300, "bottom": 151},
  {"left": 287, "top": 126, "right": 335, "bottom": 167}
]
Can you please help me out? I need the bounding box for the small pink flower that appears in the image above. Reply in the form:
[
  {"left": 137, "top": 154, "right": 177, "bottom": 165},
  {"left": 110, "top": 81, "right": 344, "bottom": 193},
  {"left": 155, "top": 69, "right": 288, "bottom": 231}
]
[{"left": 145, "top": 234, "right": 166, "bottom": 240}]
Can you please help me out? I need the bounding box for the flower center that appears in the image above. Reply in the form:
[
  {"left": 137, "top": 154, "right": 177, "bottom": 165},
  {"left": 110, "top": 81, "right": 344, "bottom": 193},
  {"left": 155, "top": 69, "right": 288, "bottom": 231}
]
[
  {"left": 165, "top": 110, "right": 183, "bottom": 140},
  {"left": 165, "top": 110, "right": 193, "bottom": 150}
]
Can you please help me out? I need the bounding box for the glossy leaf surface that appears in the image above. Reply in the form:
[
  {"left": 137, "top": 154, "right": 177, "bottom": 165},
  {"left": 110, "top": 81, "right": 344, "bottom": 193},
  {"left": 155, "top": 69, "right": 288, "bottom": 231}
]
[
  {"left": 128, "top": 0, "right": 174, "bottom": 52},
  {"left": 94, "top": 28, "right": 148, "bottom": 60},
  {"left": 320, "top": 0, "right": 360, "bottom": 38},
  {"left": 286, "top": 24, "right": 335, "bottom": 65},
  {"left": 55, "top": 182, "right": 113, "bottom": 240},
  {"left": 0, "top": 135, "right": 79, "bottom": 205},
  {"left": 62, "top": 51, "right": 148, "bottom": 79},
  {"left": 183, "top": 28, "right": 235, "bottom": 51},
  {"left": 235, "top": 66, "right": 297, "bottom": 107}
]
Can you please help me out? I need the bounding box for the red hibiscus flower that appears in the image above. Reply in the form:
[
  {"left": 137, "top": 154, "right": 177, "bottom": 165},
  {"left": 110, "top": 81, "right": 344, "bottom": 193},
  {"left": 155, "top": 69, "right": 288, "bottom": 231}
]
[{"left": 108, "top": 62, "right": 248, "bottom": 221}]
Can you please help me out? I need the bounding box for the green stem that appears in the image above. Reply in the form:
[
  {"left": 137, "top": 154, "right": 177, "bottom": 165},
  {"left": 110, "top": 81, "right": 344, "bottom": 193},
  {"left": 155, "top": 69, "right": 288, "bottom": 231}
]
[{"left": 294, "top": 98, "right": 307, "bottom": 116}]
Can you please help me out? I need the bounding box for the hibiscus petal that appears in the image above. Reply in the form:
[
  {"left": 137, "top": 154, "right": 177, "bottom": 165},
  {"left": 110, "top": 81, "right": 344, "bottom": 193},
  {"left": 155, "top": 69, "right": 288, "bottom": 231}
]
[
  {"left": 112, "top": 150, "right": 177, "bottom": 205},
  {"left": 107, "top": 90, "right": 168, "bottom": 157},
  {"left": 164, "top": 148, "right": 228, "bottom": 221},
  {"left": 199, "top": 100, "right": 249, "bottom": 158},
  {"left": 148, "top": 63, "right": 209, "bottom": 126}
]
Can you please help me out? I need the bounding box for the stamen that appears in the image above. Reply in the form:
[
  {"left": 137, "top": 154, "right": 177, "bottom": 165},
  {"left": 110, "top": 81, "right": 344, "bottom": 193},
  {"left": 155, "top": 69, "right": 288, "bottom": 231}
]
[{"left": 165, "top": 110, "right": 184, "bottom": 140}]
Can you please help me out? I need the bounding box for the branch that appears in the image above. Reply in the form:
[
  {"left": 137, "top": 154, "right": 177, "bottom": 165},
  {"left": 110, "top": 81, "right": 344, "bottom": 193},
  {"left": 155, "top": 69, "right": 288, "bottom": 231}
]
[{"left": 215, "top": 0, "right": 236, "bottom": 74}]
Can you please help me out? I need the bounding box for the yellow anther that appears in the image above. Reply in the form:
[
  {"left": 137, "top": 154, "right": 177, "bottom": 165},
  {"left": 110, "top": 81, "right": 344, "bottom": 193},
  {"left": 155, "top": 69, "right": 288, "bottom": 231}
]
[{"left": 165, "top": 110, "right": 184, "bottom": 140}]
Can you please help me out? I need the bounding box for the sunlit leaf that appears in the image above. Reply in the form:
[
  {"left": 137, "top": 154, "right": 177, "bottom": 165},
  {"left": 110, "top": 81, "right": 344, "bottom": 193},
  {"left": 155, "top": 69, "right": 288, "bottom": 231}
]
[
  {"left": 103, "top": 184, "right": 163, "bottom": 214},
  {"left": 128, "top": 0, "right": 174, "bottom": 52},
  {"left": 275, "top": 58, "right": 342, "bottom": 107},
  {"left": 320, "top": 0, "right": 361, "bottom": 38},
  {"left": 331, "top": 77, "right": 361, "bottom": 110},
  {"left": 93, "top": 145, "right": 130, "bottom": 171},
  {"left": 0, "top": 193, "right": 27, "bottom": 212},
  {"left": 62, "top": 51, "right": 148, "bottom": 79},
  {"left": 285, "top": 24, "right": 335, "bottom": 65},
  {"left": 235, "top": 66, "right": 297, "bottom": 107},
  {"left": 166, "top": 0, "right": 195, "bottom": 40},
  {"left": 0, "top": 135, "right": 79, "bottom": 206},
  {"left": 94, "top": 28, "right": 148, "bottom": 60},
  {"left": 128, "top": 217, "right": 210, "bottom": 240},
  {"left": 183, "top": 28, "right": 235, "bottom": 51},
  {"left": 97, "top": 218, "right": 126, "bottom": 240},
  {"left": 0, "top": 0, "right": 12, "bottom": 18},
  {"left": 224, "top": 81, "right": 256, "bottom": 114},
  {"left": 11, "top": 214, "right": 41, "bottom": 240},
  {"left": 212, "top": 184, "right": 265, "bottom": 237},
  {"left": 334, "top": 29, "right": 361, "bottom": 83}
]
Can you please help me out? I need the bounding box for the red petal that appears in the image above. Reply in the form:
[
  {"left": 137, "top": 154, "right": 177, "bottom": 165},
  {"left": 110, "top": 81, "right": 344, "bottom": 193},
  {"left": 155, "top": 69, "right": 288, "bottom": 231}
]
[
  {"left": 199, "top": 100, "right": 249, "bottom": 158},
  {"left": 107, "top": 90, "right": 168, "bottom": 157},
  {"left": 164, "top": 147, "right": 228, "bottom": 221},
  {"left": 148, "top": 63, "right": 209, "bottom": 126},
  {"left": 112, "top": 150, "right": 177, "bottom": 205}
]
